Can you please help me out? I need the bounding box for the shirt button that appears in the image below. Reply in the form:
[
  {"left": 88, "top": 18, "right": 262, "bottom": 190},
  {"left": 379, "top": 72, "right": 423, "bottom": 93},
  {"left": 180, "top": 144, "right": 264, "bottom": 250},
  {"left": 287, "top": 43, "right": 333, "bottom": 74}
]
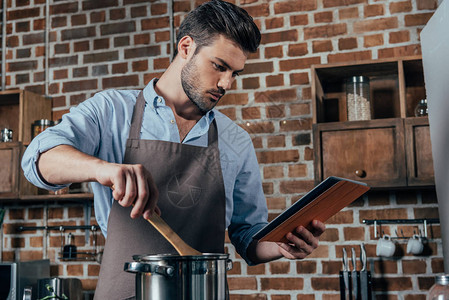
[
  {"left": 158, "top": 98, "right": 162, "bottom": 103},
  {"left": 170, "top": 119, "right": 175, "bottom": 124}
]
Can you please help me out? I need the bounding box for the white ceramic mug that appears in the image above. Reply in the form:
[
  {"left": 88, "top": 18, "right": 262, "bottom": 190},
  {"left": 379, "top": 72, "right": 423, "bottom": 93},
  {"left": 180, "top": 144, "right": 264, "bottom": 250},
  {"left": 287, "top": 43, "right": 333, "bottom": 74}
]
[
  {"left": 407, "top": 234, "right": 424, "bottom": 255},
  {"left": 376, "top": 234, "right": 396, "bottom": 257}
]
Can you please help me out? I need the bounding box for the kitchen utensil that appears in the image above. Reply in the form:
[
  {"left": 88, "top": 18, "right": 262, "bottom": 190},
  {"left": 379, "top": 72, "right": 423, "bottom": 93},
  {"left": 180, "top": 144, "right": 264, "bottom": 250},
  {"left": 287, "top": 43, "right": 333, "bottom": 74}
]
[
  {"left": 110, "top": 185, "right": 201, "bottom": 256},
  {"left": 342, "top": 248, "right": 351, "bottom": 300},
  {"left": 146, "top": 213, "right": 202, "bottom": 256},
  {"left": 125, "top": 253, "right": 232, "bottom": 300},
  {"left": 351, "top": 247, "right": 359, "bottom": 300},
  {"left": 407, "top": 234, "right": 424, "bottom": 255},
  {"left": 62, "top": 233, "right": 77, "bottom": 259},
  {"left": 360, "top": 243, "right": 372, "bottom": 300},
  {"left": 376, "top": 234, "right": 395, "bottom": 257},
  {"left": 37, "top": 278, "right": 83, "bottom": 300},
  {"left": 0, "top": 128, "right": 13, "bottom": 142}
]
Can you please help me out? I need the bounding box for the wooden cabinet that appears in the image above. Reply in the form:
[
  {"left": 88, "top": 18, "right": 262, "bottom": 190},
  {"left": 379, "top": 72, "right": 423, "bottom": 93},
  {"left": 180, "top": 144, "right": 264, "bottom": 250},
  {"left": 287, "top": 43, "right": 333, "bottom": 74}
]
[
  {"left": 312, "top": 56, "right": 434, "bottom": 188},
  {"left": 0, "top": 89, "right": 51, "bottom": 199}
]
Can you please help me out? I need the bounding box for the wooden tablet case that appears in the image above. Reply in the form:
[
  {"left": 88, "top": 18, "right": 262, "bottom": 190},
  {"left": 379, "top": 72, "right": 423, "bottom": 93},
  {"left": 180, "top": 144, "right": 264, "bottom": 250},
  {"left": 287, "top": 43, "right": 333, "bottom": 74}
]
[{"left": 253, "top": 177, "right": 370, "bottom": 243}]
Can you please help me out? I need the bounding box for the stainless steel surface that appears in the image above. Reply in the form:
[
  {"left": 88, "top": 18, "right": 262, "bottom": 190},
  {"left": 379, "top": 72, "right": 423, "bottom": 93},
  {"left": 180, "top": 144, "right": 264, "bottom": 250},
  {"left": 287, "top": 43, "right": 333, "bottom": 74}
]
[
  {"left": 359, "top": 244, "right": 370, "bottom": 300},
  {"left": 342, "top": 248, "right": 350, "bottom": 300},
  {"left": 37, "top": 278, "right": 83, "bottom": 300},
  {"left": 351, "top": 248, "right": 358, "bottom": 300},
  {"left": 125, "top": 253, "right": 231, "bottom": 300},
  {"left": 1, "top": 128, "right": 13, "bottom": 142}
]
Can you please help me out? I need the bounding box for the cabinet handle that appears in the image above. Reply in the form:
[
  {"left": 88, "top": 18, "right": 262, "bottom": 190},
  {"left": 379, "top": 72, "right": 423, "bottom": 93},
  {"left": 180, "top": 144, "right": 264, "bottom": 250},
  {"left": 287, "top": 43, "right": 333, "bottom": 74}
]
[{"left": 355, "top": 169, "right": 366, "bottom": 178}]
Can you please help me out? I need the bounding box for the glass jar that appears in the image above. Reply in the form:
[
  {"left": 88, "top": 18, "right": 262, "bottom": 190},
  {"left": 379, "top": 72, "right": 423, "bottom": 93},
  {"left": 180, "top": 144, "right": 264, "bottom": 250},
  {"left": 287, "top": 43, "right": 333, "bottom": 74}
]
[
  {"left": 32, "top": 119, "right": 54, "bottom": 138},
  {"left": 427, "top": 275, "right": 449, "bottom": 300},
  {"left": 415, "top": 99, "right": 428, "bottom": 117},
  {"left": 346, "top": 76, "right": 371, "bottom": 121}
]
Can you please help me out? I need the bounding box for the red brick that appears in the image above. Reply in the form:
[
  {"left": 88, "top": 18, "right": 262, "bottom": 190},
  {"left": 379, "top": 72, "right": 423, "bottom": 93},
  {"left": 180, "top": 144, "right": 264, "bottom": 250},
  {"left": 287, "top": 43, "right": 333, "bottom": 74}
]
[
  {"left": 100, "top": 21, "right": 136, "bottom": 35},
  {"left": 404, "top": 13, "right": 434, "bottom": 26},
  {"left": 257, "top": 150, "right": 299, "bottom": 164},
  {"left": 339, "top": 7, "right": 359, "bottom": 19},
  {"left": 141, "top": 17, "right": 170, "bottom": 30},
  {"left": 74, "top": 41, "right": 90, "bottom": 52},
  {"left": 280, "top": 57, "right": 321, "bottom": 71},
  {"left": 274, "top": 0, "right": 317, "bottom": 13},
  {"left": 373, "top": 276, "right": 412, "bottom": 291},
  {"left": 364, "top": 4, "right": 384, "bottom": 17},
  {"left": 90, "top": 11, "right": 106, "bottom": 23},
  {"left": 304, "top": 23, "right": 347, "bottom": 39},
  {"left": 364, "top": 34, "right": 384, "bottom": 47},
  {"left": 266, "top": 105, "right": 285, "bottom": 118},
  {"left": 267, "top": 135, "right": 286, "bottom": 148},
  {"left": 280, "top": 119, "right": 312, "bottom": 131},
  {"left": 338, "top": 37, "right": 357, "bottom": 50},
  {"left": 244, "top": 4, "right": 270, "bottom": 17},
  {"left": 255, "top": 89, "right": 297, "bottom": 104},
  {"left": 417, "top": 0, "right": 438, "bottom": 10},
  {"left": 262, "top": 30, "right": 298, "bottom": 45},
  {"left": 290, "top": 14, "right": 308, "bottom": 26},
  {"left": 229, "top": 294, "right": 267, "bottom": 300},
  {"left": 266, "top": 75, "right": 284, "bottom": 87},
  {"left": 279, "top": 180, "right": 314, "bottom": 194},
  {"left": 354, "top": 17, "right": 398, "bottom": 33},
  {"left": 150, "top": 3, "right": 167, "bottom": 15},
  {"left": 107, "top": 9, "right": 124, "bottom": 21},
  {"left": 63, "top": 79, "right": 97, "bottom": 93},
  {"left": 155, "top": 31, "right": 170, "bottom": 43},
  {"left": 326, "top": 210, "right": 354, "bottom": 224},
  {"left": 389, "top": 30, "right": 410, "bottom": 43},
  {"left": 288, "top": 164, "right": 308, "bottom": 177},
  {"left": 61, "top": 26, "right": 96, "bottom": 40},
  {"left": 228, "top": 277, "right": 257, "bottom": 290},
  {"left": 242, "top": 77, "right": 260, "bottom": 90},
  {"left": 102, "top": 75, "right": 139, "bottom": 89},
  {"left": 94, "top": 38, "right": 109, "bottom": 50},
  {"left": 82, "top": 0, "right": 118, "bottom": 10},
  {"left": 134, "top": 33, "right": 150, "bottom": 45},
  {"left": 290, "top": 73, "right": 309, "bottom": 86},
  {"left": 71, "top": 14, "right": 87, "bottom": 26},
  {"left": 261, "top": 278, "right": 304, "bottom": 290},
  {"left": 402, "top": 260, "right": 427, "bottom": 274},
  {"left": 264, "top": 166, "right": 284, "bottom": 179},
  {"left": 219, "top": 93, "right": 248, "bottom": 106},
  {"left": 265, "top": 17, "right": 284, "bottom": 30},
  {"left": 390, "top": 1, "right": 413, "bottom": 13},
  {"left": 265, "top": 45, "right": 283, "bottom": 58},
  {"left": 343, "top": 226, "right": 365, "bottom": 240},
  {"left": 83, "top": 51, "right": 118, "bottom": 63},
  {"left": 8, "top": 8, "right": 40, "bottom": 20},
  {"left": 288, "top": 43, "right": 308, "bottom": 57},
  {"left": 378, "top": 44, "right": 421, "bottom": 59},
  {"left": 269, "top": 261, "right": 290, "bottom": 274},
  {"left": 131, "top": 5, "right": 148, "bottom": 18},
  {"left": 327, "top": 50, "right": 372, "bottom": 63},
  {"left": 314, "top": 11, "right": 333, "bottom": 23},
  {"left": 313, "top": 40, "right": 333, "bottom": 53},
  {"left": 311, "top": 277, "right": 340, "bottom": 290},
  {"left": 242, "top": 121, "right": 275, "bottom": 134},
  {"left": 173, "top": 1, "right": 191, "bottom": 13},
  {"left": 290, "top": 103, "right": 310, "bottom": 116},
  {"left": 242, "top": 107, "right": 261, "bottom": 119}
]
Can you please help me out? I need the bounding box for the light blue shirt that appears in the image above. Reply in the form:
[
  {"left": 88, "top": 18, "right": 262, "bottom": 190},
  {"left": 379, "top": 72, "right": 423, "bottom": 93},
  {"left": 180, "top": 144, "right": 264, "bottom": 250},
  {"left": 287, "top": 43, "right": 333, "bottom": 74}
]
[{"left": 21, "top": 79, "right": 268, "bottom": 264}]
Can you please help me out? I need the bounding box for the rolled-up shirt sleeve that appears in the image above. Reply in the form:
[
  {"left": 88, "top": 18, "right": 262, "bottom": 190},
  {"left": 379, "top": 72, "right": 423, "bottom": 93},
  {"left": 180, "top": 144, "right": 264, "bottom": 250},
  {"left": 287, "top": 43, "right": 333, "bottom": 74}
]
[
  {"left": 21, "top": 93, "right": 108, "bottom": 191},
  {"left": 224, "top": 127, "right": 268, "bottom": 265}
]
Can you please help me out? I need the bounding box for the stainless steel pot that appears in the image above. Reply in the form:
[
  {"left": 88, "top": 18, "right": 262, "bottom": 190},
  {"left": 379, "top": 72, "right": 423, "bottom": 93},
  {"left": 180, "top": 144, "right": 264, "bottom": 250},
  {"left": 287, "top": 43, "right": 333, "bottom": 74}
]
[{"left": 125, "top": 253, "right": 232, "bottom": 300}]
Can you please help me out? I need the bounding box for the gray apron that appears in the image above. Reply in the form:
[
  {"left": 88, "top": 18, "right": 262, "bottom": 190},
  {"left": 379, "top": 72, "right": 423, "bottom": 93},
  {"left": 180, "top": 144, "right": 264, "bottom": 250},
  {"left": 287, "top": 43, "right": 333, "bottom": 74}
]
[{"left": 94, "top": 91, "right": 226, "bottom": 299}]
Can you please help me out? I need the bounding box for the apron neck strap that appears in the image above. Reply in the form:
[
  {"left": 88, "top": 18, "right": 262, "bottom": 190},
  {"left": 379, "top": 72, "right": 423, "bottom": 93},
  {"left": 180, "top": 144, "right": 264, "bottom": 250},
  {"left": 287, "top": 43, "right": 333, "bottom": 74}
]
[{"left": 130, "top": 91, "right": 219, "bottom": 146}]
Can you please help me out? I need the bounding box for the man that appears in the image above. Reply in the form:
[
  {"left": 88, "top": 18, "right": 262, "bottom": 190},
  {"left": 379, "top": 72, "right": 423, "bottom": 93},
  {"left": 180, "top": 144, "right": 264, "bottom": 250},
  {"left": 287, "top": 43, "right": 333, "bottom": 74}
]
[{"left": 22, "top": 0, "right": 325, "bottom": 298}]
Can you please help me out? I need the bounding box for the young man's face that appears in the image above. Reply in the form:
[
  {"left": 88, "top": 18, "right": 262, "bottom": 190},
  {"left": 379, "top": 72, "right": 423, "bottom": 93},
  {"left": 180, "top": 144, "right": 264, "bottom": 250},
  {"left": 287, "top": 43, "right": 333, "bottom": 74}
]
[{"left": 181, "top": 35, "right": 247, "bottom": 114}]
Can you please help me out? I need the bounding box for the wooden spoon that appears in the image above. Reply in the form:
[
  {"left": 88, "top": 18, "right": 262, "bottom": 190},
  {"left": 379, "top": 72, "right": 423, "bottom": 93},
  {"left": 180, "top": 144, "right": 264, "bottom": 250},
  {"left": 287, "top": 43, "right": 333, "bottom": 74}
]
[
  {"left": 111, "top": 185, "right": 201, "bottom": 256},
  {"left": 145, "top": 213, "right": 202, "bottom": 256}
]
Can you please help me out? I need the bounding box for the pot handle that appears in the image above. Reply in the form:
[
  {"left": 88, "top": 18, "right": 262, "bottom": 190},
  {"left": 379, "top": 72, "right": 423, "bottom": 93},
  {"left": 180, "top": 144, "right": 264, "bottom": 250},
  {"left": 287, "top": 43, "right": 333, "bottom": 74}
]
[{"left": 124, "top": 262, "right": 174, "bottom": 277}]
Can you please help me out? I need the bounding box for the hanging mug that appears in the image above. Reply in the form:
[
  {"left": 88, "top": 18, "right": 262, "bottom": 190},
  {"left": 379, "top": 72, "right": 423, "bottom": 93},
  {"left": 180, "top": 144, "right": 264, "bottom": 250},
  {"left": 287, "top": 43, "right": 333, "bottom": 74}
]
[{"left": 1, "top": 128, "right": 13, "bottom": 142}]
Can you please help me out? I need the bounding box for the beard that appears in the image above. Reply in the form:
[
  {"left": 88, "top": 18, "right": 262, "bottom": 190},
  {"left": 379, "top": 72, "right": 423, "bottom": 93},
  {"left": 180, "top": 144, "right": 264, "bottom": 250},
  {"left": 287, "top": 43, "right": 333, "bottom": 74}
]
[{"left": 181, "top": 55, "right": 225, "bottom": 115}]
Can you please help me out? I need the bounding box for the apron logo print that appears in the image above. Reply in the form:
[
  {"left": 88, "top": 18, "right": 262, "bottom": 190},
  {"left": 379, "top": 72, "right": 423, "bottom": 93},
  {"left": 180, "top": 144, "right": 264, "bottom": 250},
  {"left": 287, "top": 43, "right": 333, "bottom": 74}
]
[{"left": 166, "top": 172, "right": 203, "bottom": 208}]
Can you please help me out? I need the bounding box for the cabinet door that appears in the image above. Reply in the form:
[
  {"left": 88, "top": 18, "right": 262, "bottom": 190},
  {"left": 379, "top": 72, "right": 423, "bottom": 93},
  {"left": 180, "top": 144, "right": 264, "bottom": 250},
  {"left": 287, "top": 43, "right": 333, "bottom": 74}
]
[
  {"left": 0, "top": 142, "right": 20, "bottom": 198},
  {"left": 405, "top": 117, "right": 434, "bottom": 186},
  {"left": 314, "top": 119, "right": 406, "bottom": 187}
]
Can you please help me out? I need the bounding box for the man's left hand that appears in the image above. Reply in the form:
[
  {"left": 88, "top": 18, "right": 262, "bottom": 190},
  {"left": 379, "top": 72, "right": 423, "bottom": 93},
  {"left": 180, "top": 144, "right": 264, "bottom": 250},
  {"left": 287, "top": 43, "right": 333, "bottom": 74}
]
[{"left": 277, "top": 220, "right": 326, "bottom": 259}]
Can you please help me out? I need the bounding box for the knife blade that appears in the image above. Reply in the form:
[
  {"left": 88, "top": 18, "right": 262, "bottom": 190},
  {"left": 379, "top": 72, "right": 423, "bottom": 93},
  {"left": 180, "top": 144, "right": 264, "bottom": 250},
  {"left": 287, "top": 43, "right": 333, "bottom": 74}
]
[
  {"left": 351, "top": 247, "right": 359, "bottom": 300},
  {"left": 360, "top": 243, "right": 371, "bottom": 300},
  {"left": 342, "top": 248, "right": 351, "bottom": 300}
]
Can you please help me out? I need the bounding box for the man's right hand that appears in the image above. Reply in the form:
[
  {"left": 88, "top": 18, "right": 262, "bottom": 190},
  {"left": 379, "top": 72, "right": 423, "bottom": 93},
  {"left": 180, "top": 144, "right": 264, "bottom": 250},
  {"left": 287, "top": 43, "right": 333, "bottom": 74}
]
[
  {"left": 96, "top": 162, "right": 159, "bottom": 219},
  {"left": 38, "top": 145, "right": 159, "bottom": 219}
]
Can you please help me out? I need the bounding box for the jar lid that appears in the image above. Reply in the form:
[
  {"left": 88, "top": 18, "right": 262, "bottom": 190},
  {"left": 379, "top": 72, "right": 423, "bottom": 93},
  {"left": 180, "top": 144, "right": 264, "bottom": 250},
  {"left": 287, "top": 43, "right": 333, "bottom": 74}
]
[
  {"left": 347, "top": 76, "right": 369, "bottom": 83},
  {"left": 33, "top": 119, "right": 54, "bottom": 126},
  {"left": 436, "top": 274, "right": 449, "bottom": 285}
]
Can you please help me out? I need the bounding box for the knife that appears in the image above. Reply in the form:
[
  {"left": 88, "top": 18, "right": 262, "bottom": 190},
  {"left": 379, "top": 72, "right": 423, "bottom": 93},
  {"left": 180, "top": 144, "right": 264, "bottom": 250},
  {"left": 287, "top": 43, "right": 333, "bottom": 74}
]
[
  {"left": 360, "top": 243, "right": 371, "bottom": 300},
  {"left": 351, "top": 247, "right": 359, "bottom": 300},
  {"left": 342, "top": 248, "right": 351, "bottom": 300}
]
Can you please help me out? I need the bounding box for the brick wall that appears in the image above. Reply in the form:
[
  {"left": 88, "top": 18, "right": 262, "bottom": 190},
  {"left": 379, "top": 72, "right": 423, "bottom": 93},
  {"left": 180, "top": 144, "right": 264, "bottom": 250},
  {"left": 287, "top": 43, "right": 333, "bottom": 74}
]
[{"left": 0, "top": 0, "right": 442, "bottom": 299}]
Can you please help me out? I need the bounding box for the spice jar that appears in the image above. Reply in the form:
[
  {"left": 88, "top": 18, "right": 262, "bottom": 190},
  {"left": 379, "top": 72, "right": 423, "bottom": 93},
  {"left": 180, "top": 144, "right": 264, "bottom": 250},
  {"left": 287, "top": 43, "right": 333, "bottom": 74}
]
[
  {"left": 32, "top": 119, "right": 54, "bottom": 138},
  {"left": 427, "top": 275, "right": 449, "bottom": 300},
  {"left": 346, "top": 76, "right": 371, "bottom": 121},
  {"left": 415, "top": 99, "right": 428, "bottom": 117}
]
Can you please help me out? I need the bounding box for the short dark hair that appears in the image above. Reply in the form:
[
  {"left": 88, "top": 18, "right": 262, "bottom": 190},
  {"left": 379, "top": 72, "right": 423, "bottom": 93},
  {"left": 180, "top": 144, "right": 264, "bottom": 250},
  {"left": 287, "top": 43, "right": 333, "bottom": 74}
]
[{"left": 174, "top": 0, "right": 261, "bottom": 57}]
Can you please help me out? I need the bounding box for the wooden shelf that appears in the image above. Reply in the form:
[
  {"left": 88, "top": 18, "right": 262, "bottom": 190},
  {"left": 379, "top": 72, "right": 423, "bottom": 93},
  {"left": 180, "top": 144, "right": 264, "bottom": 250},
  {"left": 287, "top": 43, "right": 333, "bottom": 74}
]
[{"left": 0, "top": 193, "right": 94, "bottom": 203}]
